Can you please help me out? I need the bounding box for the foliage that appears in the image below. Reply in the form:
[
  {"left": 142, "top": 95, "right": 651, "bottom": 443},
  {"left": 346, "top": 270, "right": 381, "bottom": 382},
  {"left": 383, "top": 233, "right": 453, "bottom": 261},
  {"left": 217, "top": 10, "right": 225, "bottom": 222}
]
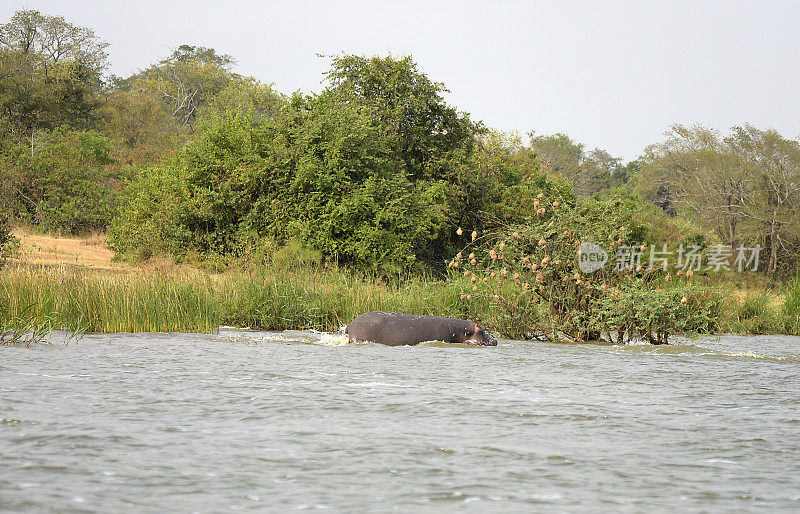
[
  {"left": 3, "top": 129, "right": 119, "bottom": 233},
  {"left": 633, "top": 124, "right": 800, "bottom": 276},
  {"left": 125, "top": 45, "right": 237, "bottom": 126},
  {"left": 323, "top": 54, "right": 482, "bottom": 182},
  {"left": 107, "top": 164, "right": 191, "bottom": 260},
  {"left": 0, "top": 214, "right": 19, "bottom": 267},
  {"left": 110, "top": 82, "right": 581, "bottom": 273},
  {"left": 592, "top": 281, "right": 724, "bottom": 344},
  {"left": 283, "top": 94, "right": 451, "bottom": 271},
  {"left": 110, "top": 57, "right": 511, "bottom": 272},
  {"left": 195, "top": 77, "right": 284, "bottom": 126},
  {"left": 0, "top": 10, "right": 108, "bottom": 141},
  {"left": 111, "top": 92, "right": 451, "bottom": 271},
  {"left": 447, "top": 192, "right": 723, "bottom": 343}
]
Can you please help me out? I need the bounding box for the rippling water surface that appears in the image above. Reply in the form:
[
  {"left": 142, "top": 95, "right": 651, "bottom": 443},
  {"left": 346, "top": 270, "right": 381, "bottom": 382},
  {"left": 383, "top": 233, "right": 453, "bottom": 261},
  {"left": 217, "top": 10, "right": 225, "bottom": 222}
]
[{"left": 2, "top": 330, "right": 800, "bottom": 512}]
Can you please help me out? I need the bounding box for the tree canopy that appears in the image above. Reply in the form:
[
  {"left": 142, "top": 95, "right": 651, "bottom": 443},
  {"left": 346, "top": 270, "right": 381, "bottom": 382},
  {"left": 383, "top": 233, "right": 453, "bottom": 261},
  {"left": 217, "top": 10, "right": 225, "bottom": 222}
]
[
  {"left": 122, "top": 45, "right": 237, "bottom": 127},
  {"left": 633, "top": 124, "right": 800, "bottom": 275},
  {"left": 0, "top": 10, "right": 108, "bottom": 141},
  {"left": 2, "top": 8, "right": 799, "bottom": 278}
]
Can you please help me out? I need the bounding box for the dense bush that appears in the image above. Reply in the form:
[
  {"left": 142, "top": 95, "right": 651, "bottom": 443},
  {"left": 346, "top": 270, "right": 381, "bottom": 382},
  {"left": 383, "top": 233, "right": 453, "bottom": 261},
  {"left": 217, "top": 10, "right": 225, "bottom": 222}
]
[
  {"left": 109, "top": 57, "right": 557, "bottom": 272},
  {"left": 448, "top": 192, "right": 723, "bottom": 342},
  {"left": 0, "top": 214, "right": 18, "bottom": 268},
  {"left": 591, "top": 281, "right": 724, "bottom": 343},
  {"left": 107, "top": 165, "right": 192, "bottom": 260},
  {"left": 110, "top": 98, "right": 450, "bottom": 270},
  {"left": 2, "top": 129, "right": 119, "bottom": 233}
]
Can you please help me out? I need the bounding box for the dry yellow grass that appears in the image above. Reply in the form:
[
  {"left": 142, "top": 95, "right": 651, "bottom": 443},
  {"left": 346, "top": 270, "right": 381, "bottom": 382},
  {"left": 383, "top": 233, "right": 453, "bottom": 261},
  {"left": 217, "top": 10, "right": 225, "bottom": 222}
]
[
  {"left": 10, "top": 226, "right": 127, "bottom": 272},
  {"left": 729, "top": 287, "right": 786, "bottom": 309}
]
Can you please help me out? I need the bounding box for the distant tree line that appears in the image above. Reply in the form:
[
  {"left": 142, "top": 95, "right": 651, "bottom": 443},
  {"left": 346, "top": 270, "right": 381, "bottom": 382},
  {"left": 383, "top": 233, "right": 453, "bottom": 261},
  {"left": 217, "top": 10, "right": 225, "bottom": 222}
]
[{"left": 2, "top": 9, "right": 798, "bottom": 277}]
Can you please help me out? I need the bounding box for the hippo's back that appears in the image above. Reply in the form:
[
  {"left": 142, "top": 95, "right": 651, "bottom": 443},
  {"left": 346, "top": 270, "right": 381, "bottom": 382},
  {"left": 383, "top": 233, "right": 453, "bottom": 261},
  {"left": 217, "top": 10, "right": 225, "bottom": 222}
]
[{"left": 346, "top": 311, "right": 459, "bottom": 346}]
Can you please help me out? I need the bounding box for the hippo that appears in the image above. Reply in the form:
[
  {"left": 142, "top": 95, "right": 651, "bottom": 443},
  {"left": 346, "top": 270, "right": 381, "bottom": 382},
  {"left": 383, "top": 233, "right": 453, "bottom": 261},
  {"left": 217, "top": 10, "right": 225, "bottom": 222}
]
[{"left": 346, "top": 311, "right": 497, "bottom": 346}]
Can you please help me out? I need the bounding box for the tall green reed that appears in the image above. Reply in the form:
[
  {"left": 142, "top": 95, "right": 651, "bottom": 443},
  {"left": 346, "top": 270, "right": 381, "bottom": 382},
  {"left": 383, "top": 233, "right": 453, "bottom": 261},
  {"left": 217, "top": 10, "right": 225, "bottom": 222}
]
[
  {"left": 1, "top": 267, "right": 219, "bottom": 336},
  {"left": 6, "top": 263, "right": 795, "bottom": 340},
  {"left": 782, "top": 274, "right": 800, "bottom": 335}
]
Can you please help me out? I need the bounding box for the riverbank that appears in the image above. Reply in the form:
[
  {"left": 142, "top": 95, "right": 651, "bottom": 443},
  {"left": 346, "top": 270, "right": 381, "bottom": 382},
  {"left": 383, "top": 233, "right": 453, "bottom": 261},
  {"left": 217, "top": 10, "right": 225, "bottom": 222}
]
[
  {"left": 2, "top": 263, "right": 799, "bottom": 341},
  {"left": 0, "top": 264, "right": 469, "bottom": 336},
  {"left": 2, "top": 229, "right": 799, "bottom": 341}
]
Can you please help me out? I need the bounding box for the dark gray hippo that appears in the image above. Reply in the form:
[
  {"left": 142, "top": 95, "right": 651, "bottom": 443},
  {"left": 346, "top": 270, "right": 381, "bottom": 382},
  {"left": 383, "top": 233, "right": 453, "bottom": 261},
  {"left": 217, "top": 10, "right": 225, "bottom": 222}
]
[{"left": 346, "top": 311, "right": 497, "bottom": 346}]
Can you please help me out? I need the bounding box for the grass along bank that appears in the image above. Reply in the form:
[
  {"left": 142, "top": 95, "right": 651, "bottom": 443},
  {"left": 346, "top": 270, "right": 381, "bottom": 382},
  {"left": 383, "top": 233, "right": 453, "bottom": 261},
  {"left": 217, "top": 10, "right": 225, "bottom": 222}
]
[
  {"left": 3, "top": 229, "right": 800, "bottom": 342},
  {"left": 2, "top": 262, "right": 800, "bottom": 343},
  {"left": 0, "top": 264, "right": 473, "bottom": 338},
  {"left": 2, "top": 267, "right": 218, "bottom": 335}
]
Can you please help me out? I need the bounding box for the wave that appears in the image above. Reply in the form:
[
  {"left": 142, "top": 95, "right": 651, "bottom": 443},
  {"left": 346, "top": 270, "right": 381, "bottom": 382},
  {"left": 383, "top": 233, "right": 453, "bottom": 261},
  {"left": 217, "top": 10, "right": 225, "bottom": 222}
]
[
  {"left": 316, "top": 333, "right": 356, "bottom": 346},
  {"left": 697, "top": 351, "right": 800, "bottom": 363}
]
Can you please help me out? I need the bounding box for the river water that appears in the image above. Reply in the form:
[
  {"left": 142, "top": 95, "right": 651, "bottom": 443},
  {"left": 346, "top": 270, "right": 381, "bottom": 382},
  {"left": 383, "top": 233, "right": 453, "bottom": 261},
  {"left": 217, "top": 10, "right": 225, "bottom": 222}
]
[{"left": 2, "top": 330, "right": 799, "bottom": 512}]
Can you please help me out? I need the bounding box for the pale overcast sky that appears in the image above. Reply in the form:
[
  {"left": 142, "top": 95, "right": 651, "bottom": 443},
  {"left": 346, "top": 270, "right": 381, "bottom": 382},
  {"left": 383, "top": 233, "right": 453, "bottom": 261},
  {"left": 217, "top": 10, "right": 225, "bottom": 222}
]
[{"left": 4, "top": 0, "right": 799, "bottom": 160}]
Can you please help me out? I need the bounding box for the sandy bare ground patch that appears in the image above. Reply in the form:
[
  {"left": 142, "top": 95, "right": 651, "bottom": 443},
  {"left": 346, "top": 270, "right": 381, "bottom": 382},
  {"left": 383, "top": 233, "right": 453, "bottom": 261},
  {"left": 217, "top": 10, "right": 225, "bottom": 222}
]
[{"left": 10, "top": 227, "right": 127, "bottom": 271}]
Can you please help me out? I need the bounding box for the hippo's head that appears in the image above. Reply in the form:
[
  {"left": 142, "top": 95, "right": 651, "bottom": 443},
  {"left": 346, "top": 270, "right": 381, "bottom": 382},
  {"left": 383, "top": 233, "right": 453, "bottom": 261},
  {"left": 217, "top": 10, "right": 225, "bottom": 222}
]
[{"left": 463, "top": 322, "right": 498, "bottom": 346}]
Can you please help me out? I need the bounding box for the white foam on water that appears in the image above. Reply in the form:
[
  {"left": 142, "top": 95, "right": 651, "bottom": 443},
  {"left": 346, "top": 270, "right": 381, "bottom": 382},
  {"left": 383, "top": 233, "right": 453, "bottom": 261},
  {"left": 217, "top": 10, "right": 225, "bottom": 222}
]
[
  {"left": 531, "top": 493, "right": 564, "bottom": 501},
  {"left": 316, "top": 333, "right": 352, "bottom": 346},
  {"left": 623, "top": 339, "right": 651, "bottom": 346},
  {"left": 345, "top": 382, "right": 415, "bottom": 389},
  {"left": 252, "top": 332, "right": 313, "bottom": 344},
  {"left": 698, "top": 351, "right": 800, "bottom": 362}
]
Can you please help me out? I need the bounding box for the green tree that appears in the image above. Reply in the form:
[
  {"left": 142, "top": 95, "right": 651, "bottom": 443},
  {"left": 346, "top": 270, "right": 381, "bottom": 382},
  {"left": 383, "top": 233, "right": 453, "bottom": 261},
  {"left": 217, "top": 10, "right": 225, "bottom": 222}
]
[
  {"left": 727, "top": 125, "right": 800, "bottom": 275},
  {"left": 530, "top": 133, "right": 617, "bottom": 195},
  {"left": 114, "top": 55, "right": 612, "bottom": 273},
  {"left": 0, "top": 10, "right": 108, "bottom": 144},
  {"left": 284, "top": 94, "right": 446, "bottom": 271},
  {"left": 125, "top": 45, "right": 236, "bottom": 127},
  {"left": 322, "top": 54, "right": 482, "bottom": 182},
  {"left": 195, "top": 77, "right": 284, "bottom": 126},
  {"left": 6, "top": 129, "right": 118, "bottom": 233},
  {"left": 99, "top": 90, "right": 185, "bottom": 168},
  {"left": 320, "top": 55, "right": 504, "bottom": 267},
  {"left": 110, "top": 94, "right": 448, "bottom": 271}
]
